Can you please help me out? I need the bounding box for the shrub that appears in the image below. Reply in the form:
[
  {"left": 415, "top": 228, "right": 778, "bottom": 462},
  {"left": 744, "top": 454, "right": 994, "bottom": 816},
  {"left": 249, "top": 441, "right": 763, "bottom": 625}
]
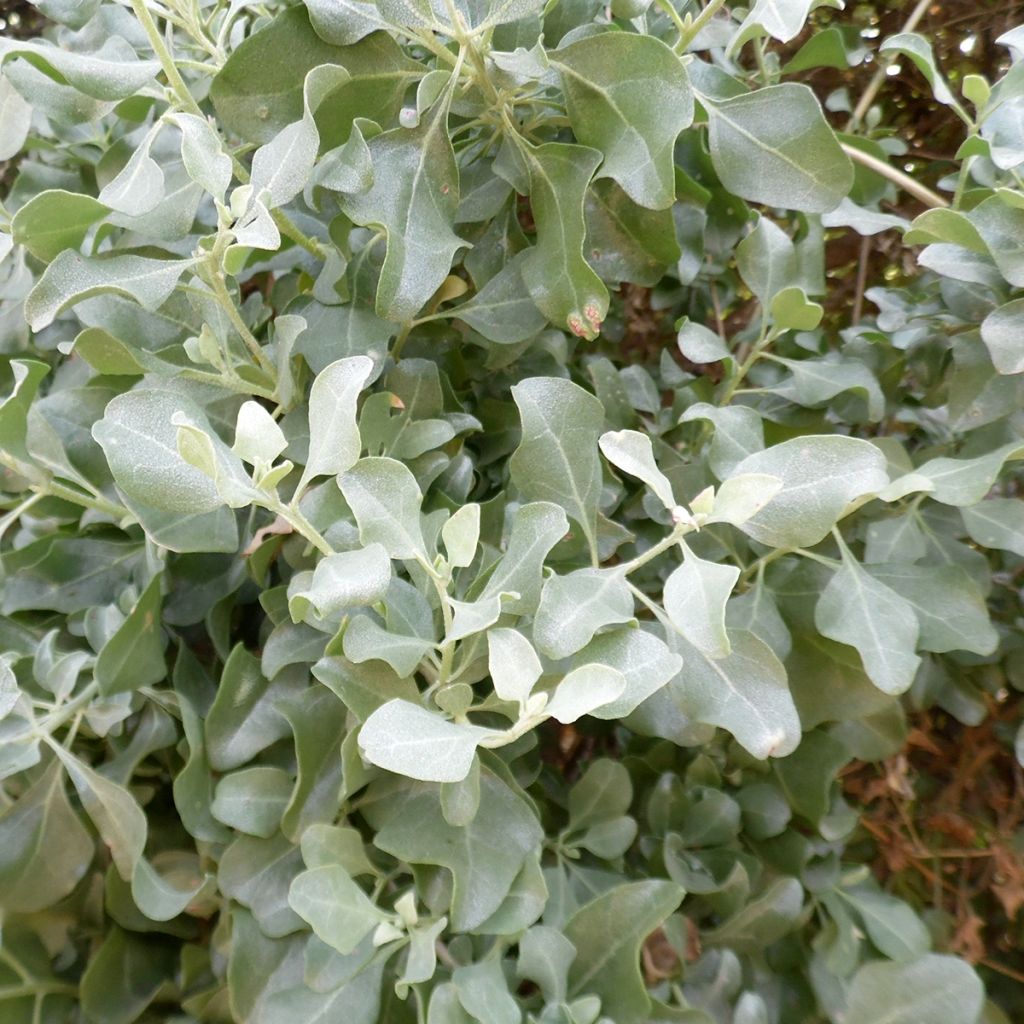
[{"left": 0, "top": 0, "right": 1021, "bottom": 1021}]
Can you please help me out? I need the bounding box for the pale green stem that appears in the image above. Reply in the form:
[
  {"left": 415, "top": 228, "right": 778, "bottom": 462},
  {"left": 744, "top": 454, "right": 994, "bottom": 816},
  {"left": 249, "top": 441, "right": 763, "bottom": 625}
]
[
  {"left": 39, "top": 481, "right": 126, "bottom": 520},
  {"left": 208, "top": 270, "right": 276, "bottom": 377},
  {"left": 416, "top": 554, "right": 456, "bottom": 682},
  {"left": 840, "top": 143, "right": 949, "bottom": 208},
  {"left": 129, "top": 0, "right": 204, "bottom": 116},
  {"left": 279, "top": 502, "right": 334, "bottom": 557},
  {"left": 0, "top": 492, "right": 43, "bottom": 542},
  {"left": 675, "top": 0, "right": 730, "bottom": 54},
  {"left": 618, "top": 523, "right": 688, "bottom": 575}
]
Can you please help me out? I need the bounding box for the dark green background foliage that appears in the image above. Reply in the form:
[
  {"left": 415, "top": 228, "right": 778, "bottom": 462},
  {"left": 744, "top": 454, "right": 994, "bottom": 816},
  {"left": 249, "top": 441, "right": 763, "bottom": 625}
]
[{"left": 0, "top": 0, "right": 1022, "bottom": 1021}]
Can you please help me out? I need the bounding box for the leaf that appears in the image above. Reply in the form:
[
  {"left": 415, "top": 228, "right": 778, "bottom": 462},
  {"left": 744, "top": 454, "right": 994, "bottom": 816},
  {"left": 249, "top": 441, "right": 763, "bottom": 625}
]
[
  {"left": 599, "top": 429, "right": 675, "bottom": 509},
  {"left": 371, "top": 768, "right": 544, "bottom": 930},
  {"left": 729, "top": 436, "right": 889, "bottom": 548},
  {"left": 914, "top": 440, "right": 1024, "bottom": 506},
  {"left": 838, "top": 887, "right": 931, "bottom": 962},
  {"left": 703, "top": 84, "right": 853, "bottom": 213},
  {"left": 961, "top": 497, "right": 1024, "bottom": 556},
  {"left": 358, "top": 700, "right": 498, "bottom": 782},
  {"left": 815, "top": 545, "right": 921, "bottom": 695},
  {"left": 455, "top": 252, "right": 549, "bottom": 344},
  {"left": 288, "top": 865, "right": 385, "bottom": 953},
  {"left": 98, "top": 129, "right": 165, "bottom": 217},
  {"left": 210, "top": 8, "right": 420, "bottom": 143},
  {"left": 843, "top": 954, "right": 983, "bottom": 1024},
  {"left": 93, "top": 390, "right": 238, "bottom": 553},
  {"left": 668, "top": 628, "right": 800, "bottom": 760},
  {"left": 289, "top": 544, "right": 391, "bottom": 622},
  {"left": 488, "top": 628, "right": 542, "bottom": 710},
  {"left": 564, "top": 881, "right": 684, "bottom": 1023},
  {"left": 707, "top": 474, "right": 784, "bottom": 527},
  {"left": 0, "top": 36, "right": 158, "bottom": 101},
  {"left": 664, "top": 549, "right": 740, "bottom": 659},
  {"left": 734, "top": 0, "right": 815, "bottom": 45},
  {"left": 233, "top": 400, "right": 288, "bottom": 466},
  {"left": 584, "top": 180, "right": 682, "bottom": 287},
  {"left": 865, "top": 563, "right": 998, "bottom": 656},
  {"left": 551, "top": 33, "right": 693, "bottom": 210},
  {"left": 534, "top": 568, "right": 634, "bottom": 659},
  {"left": 0, "top": 759, "right": 93, "bottom": 912},
  {"left": 11, "top": 189, "right": 108, "bottom": 262},
  {"left": 520, "top": 143, "right": 609, "bottom": 338},
  {"left": 341, "top": 74, "right": 464, "bottom": 322},
  {"left": 545, "top": 664, "right": 627, "bottom": 724},
  {"left": 169, "top": 112, "right": 233, "bottom": 199},
  {"left": 212, "top": 767, "right": 294, "bottom": 839},
  {"left": 298, "top": 355, "right": 374, "bottom": 492},
  {"left": 25, "top": 252, "right": 193, "bottom": 330},
  {"left": 94, "top": 574, "right": 166, "bottom": 695},
  {"left": 880, "top": 33, "right": 957, "bottom": 106},
  {"left": 575, "top": 627, "right": 683, "bottom": 719},
  {"left": 680, "top": 403, "right": 765, "bottom": 477},
  {"left": 51, "top": 745, "right": 143, "bottom": 878},
  {"left": 442, "top": 503, "right": 481, "bottom": 568},
  {"left": 510, "top": 377, "right": 604, "bottom": 557},
  {"left": 0, "top": 359, "right": 48, "bottom": 466},
  {"left": 339, "top": 457, "right": 427, "bottom": 559},
  {"left": 704, "top": 877, "right": 804, "bottom": 952},
  {"left": 980, "top": 298, "right": 1024, "bottom": 375},
  {"left": 206, "top": 646, "right": 301, "bottom": 771},
  {"left": 479, "top": 502, "right": 569, "bottom": 615}
]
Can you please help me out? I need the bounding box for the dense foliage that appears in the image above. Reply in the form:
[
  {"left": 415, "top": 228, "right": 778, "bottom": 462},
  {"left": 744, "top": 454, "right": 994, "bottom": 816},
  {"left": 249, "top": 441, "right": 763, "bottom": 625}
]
[{"left": 1, "top": 0, "right": 1022, "bottom": 1021}]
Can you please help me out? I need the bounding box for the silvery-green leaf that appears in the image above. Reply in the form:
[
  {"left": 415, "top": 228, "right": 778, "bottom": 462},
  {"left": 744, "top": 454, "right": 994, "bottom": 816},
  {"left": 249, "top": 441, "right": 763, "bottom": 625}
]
[
  {"left": 26, "top": 252, "right": 193, "bottom": 330},
  {"left": 534, "top": 568, "right": 634, "bottom": 660},
  {"left": 0, "top": 73, "right": 31, "bottom": 161},
  {"left": 843, "top": 955, "right": 983, "bottom": 1024},
  {"left": 599, "top": 429, "right": 675, "bottom": 509},
  {"left": 288, "top": 865, "right": 385, "bottom": 954},
  {"left": 680, "top": 403, "right": 765, "bottom": 477},
  {"left": 980, "top": 297, "right": 1024, "bottom": 375},
  {"left": 487, "top": 628, "right": 542, "bottom": 709},
  {"left": 0, "top": 36, "right": 159, "bottom": 101},
  {"left": 575, "top": 628, "right": 682, "bottom": 719},
  {"left": 169, "top": 112, "right": 233, "bottom": 200},
  {"left": 729, "top": 436, "right": 889, "bottom": 548},
  {"left": 545, "top": 664, "right": 626, "bottom": 724},
  {"left": 233, "top": 400, "right": 288, "bottom": 466},
  {"left": 815, "top": 545, "right": 921, "bottom": 695},
  {"left": 98, "top": 127, "right": 165, "bottom": 217},
  {"left": 914, "top": 440, "right": 1024, "bottom": 506},
  {"left": 961, "top": 497, "right": 1024, "bottom": 556},
  {"left": 879, "top": 33, "right": 957, "bottom": 106},
  {"left": 520, "top": 143, "right": 609, "bottom": 338},
  {"left": 479, "top": 502, "right": 569, "bottom": 615},
  {"left": 289, "top": 544, "right": 391, "bottom": 622},
  {"left": 668, "top": 628, "right": 800, "bottom": 760},
  {"left": 298, "top": 355, "right": 374, "bottom": 493},
  {"left": 707, "top": 473, "right": 784, "bottom": 527},
  {"left": 339, "top": 457, "right": 427, "bottom": 559},
  {"left": 341, "top": 71, "right": 464, "bottom": 322},
  {"left": 551, "top": 33, "right": 692, "bottom": 210},
  {"left": 677, "top": 318, "right": 730, "bottom": 363},
  {"left": 0, "top": 758, "right": 93, "bottom": 912},
  {"left": 358, "top": 700, "right": 498, "bottom": 782},
  {"left": 251, "top": 65, "right": 351, "bottom": 209},
  {"left": 343, "top": 614, "right": 433, "bottom": 676},
  {"left": 11, "top": 189, "right": 108, "bottom": 263},
  {"left": 212, "top": 766, "right": 294, "bottom": 839},
  {"left": 442, "top": 503, "right": 480, "bottom": 568},
  {"left": 664, "top": 549, "right": 739, "bottom": 659},
  {"left": 510, "top": 377, "right": 604, "bottom": 557},
  {"left": 703, "top": 84, "right": 853, "bottom": 213},
  {"left": 865, "top": 563, "right": 998, "bottom": 656},
  {"left": 447, "top": 596, "right": 503, "bottom": 643}
]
